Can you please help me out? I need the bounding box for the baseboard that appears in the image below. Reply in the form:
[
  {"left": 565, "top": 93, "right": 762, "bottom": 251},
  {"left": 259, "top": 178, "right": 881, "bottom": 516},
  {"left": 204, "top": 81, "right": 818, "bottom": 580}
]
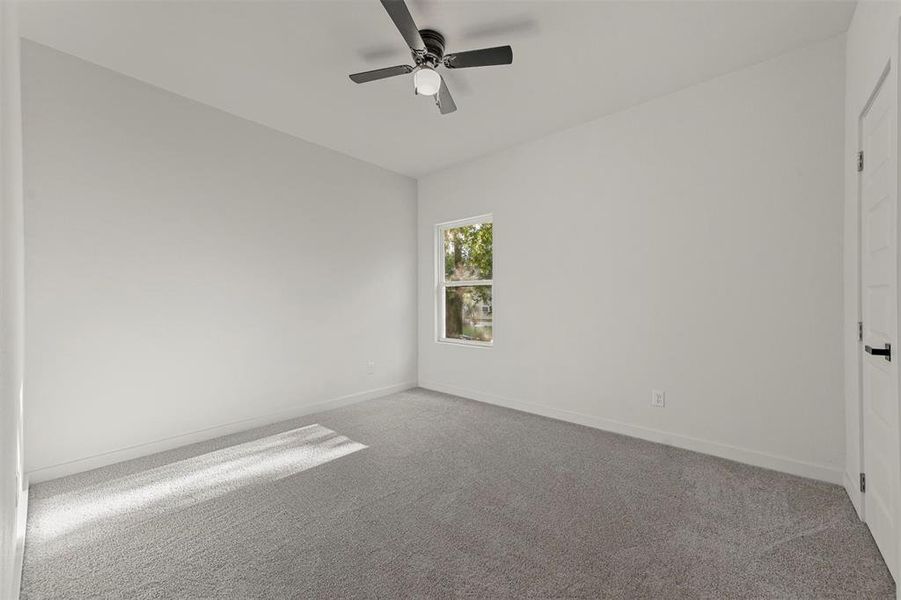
[
  {"left": 844, "top": 470, "right": 865, "bottom": 520},
  {"left": 420, "top": 381, "right": 844, "bottom": 485},
  {"left": 27, "top": 381, "right": 416, "bottom": 483},
  {"left": 11, "top": 475, "right": 28, "bottom": 600}
]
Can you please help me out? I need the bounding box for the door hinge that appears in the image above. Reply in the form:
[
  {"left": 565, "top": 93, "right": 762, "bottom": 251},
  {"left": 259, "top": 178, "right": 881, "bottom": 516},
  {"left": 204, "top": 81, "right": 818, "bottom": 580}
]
[
  {"left": 858, "top": 321, "right": 863, "bottom": 342},
  {"left": 860, "top": 472, "right": 866, "bottom": 493},
  {"left": 857, "top": 151, "right": 864, "bottom": 173}
]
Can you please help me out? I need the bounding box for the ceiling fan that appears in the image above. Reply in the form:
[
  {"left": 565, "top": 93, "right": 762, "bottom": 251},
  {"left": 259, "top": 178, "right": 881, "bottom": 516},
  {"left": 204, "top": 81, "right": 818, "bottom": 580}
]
[{"left": 349, "top": 0, "right": 514, "bottom": 115}]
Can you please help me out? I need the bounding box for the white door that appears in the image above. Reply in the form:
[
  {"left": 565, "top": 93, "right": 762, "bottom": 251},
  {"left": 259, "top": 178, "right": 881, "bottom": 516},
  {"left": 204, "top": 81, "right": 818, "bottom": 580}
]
[{"left": 861, "top": 65, "right": 899, "bottom": 581}]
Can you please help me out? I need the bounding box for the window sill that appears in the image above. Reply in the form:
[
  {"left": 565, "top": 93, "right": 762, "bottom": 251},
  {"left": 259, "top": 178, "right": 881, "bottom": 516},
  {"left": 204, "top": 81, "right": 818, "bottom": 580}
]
[{"left": 436, "top": 338, "right": 493, "bottom": 348}]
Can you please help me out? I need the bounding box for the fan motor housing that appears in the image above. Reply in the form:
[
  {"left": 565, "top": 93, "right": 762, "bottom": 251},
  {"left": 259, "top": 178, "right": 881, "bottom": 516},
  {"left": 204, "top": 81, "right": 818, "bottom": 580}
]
[{"left": 418, "top": 29, "right": 446, "bottom": 64}]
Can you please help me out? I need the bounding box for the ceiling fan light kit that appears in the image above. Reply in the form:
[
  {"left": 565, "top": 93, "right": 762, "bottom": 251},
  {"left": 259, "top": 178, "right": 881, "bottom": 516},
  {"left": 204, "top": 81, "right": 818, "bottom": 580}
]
[
  {"left": 413, "top": 67, "right": 441, "bottom": 96},
  {"left": 349, "top": 0, "right": 514, "bottom": 115}
]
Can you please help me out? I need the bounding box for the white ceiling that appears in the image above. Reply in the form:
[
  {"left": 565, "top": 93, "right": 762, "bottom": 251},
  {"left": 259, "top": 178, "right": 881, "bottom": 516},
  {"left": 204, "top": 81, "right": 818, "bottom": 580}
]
[{"left": 19, "top": 1, "right": 855, "bottom": 177}]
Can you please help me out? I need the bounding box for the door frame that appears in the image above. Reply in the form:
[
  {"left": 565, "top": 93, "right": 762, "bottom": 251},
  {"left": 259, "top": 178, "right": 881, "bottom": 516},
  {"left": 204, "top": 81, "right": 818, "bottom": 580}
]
[{"left": 896, "top": 21, "right": 901, "bottom": 587}]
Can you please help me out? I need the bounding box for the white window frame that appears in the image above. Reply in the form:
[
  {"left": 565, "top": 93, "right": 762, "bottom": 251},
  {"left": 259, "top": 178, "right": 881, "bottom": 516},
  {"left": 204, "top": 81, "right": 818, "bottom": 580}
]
[{"left": 435, "top": 214, "right": 493, "bottom": 347}]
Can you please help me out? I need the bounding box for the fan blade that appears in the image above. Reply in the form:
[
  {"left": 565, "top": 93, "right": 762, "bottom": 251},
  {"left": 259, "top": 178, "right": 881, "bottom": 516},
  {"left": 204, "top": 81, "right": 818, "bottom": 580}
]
[
  {"left": 349, "top": 64, "right": 413, "bottom": 84},
  {"left": 444, "top": 45, "right": 513, "bottom": 69},
  {"left": 436, "top": 76, "right": 457, "bottom": 115},
  {"left": 380, "top": 0, "right": 425, "bottom": 52}
]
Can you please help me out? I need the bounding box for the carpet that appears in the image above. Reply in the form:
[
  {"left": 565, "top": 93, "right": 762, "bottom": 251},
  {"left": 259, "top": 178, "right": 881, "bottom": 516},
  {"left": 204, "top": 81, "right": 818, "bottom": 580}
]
[{"left": 21, "top": 388, "right": 894, "bottom": 599}]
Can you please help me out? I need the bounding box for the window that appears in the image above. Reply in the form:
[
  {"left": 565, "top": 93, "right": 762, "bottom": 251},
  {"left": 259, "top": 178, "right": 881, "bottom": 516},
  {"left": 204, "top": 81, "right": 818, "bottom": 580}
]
[{"left": 437, "top": 216, "right": 493, "bottom": 345}]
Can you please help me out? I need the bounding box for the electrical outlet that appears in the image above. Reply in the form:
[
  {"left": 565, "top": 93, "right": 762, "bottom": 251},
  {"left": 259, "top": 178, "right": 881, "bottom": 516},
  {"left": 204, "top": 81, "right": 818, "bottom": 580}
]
[
  {"left": 651, "top": 390, "right": 665, "bottom": 408},
  {"left": 366, "top": 360, "right": 376, "bottom": 375}
]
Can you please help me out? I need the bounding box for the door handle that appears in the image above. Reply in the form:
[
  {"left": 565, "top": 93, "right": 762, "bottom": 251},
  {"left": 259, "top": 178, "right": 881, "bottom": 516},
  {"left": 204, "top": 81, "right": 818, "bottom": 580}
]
[{"left": 865, "top": 343, "right": 892, "bottom": 362}]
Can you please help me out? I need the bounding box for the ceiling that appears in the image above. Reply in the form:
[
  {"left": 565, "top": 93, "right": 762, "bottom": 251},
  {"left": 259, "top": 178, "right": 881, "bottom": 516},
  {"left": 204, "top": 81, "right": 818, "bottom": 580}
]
[{"left": 19, "top": 1, "right": 855, "bottom": 177}]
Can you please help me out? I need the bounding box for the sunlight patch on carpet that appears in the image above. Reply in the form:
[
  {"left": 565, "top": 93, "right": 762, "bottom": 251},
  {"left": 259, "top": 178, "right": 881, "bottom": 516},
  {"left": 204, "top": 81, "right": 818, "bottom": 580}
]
[{"left": 30, "top": 424, "right": 366, "bottom": 545}]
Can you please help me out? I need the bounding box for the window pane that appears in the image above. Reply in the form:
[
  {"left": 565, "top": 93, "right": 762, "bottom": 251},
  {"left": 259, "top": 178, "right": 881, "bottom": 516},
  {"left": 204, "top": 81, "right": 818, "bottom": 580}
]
[
  {"left": 444, "top": 286, "right": 492, "bottom": 342},
  {"left": 444, "top": 222, "right": 493, "bottom": 281}
]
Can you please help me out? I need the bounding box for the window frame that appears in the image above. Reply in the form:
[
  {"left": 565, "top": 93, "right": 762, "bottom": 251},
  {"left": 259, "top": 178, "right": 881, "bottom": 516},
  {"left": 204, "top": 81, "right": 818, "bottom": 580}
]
[{"left": 435, "top": 214, "right": 494, "bottom": 348}]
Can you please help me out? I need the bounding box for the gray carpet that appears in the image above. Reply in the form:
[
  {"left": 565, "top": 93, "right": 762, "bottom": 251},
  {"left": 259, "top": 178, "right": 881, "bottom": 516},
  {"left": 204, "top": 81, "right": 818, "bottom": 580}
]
[{"left": 21, "top": 388, "right": 895, "bottom": 599}]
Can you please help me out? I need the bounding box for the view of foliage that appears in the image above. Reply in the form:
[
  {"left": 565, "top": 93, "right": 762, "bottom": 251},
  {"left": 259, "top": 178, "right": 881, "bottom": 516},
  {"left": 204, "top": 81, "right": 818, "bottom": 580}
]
[
  {"left": 443, "top": 223, "right": 493, "bottom": 342},
  {"left": 444, "top": 223, "right": 493, "bottom": 281},
  {"left": 444, "top": 286, "right": 492, "bottom": 342}
]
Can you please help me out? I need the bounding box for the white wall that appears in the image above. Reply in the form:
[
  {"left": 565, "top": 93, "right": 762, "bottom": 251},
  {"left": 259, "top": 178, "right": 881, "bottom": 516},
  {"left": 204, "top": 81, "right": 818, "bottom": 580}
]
[
  {"left": 0, "top": 2, "right": 26, "bottom": 598},
  {"left": 419, "top": 36, "right": 846, "bottom": 483},
  {"left": 21, "top": 42, "right": 417, "bottom": 481},
  {"left": 842, "top": 0, "right": 901, "bottom": 518}
]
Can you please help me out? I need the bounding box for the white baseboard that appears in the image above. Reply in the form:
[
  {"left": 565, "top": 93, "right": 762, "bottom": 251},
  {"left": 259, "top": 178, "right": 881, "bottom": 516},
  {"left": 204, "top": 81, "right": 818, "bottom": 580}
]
[
  {"left": 420, "top": 381, "right": 844, "bottom": 485},
  {"left": 843, "top": 470, "right": 865, "bottom": 520},
  {"left": 11, "top": 475, "right": 28, "bottom": 600},
  {"left": 27, "top": 381, "right": 416, "bottom": 484}
]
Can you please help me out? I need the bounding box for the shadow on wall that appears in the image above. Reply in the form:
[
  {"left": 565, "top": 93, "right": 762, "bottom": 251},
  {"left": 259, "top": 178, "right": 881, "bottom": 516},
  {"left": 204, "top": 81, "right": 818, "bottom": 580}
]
[{"left": 28, "top": 425, "right": 366, "bottom": 555}]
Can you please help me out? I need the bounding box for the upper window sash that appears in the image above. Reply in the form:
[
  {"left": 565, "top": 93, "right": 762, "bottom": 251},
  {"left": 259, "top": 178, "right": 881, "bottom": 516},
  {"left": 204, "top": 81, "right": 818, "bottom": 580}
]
[{"left": 438, "top": 215, "right": 493, "bottom": 285}]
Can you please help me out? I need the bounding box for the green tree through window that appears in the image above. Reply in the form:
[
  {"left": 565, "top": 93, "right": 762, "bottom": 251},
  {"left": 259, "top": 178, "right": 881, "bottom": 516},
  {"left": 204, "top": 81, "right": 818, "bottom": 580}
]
[{"left": 440, "top": 219, "right": 493, "bottom": 343}]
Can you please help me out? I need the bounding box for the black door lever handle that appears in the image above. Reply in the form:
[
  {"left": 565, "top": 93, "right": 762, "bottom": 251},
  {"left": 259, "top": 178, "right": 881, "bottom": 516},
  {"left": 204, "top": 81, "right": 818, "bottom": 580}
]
[{"left": 865, "top": 343, "right": 892, "bottom": 362}]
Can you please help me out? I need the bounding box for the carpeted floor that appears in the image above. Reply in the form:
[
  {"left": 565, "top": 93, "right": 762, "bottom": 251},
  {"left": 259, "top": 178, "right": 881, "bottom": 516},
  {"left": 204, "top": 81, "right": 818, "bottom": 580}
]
[{"left": 21, "top": 388, "right": 895, "bottom": 599}]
